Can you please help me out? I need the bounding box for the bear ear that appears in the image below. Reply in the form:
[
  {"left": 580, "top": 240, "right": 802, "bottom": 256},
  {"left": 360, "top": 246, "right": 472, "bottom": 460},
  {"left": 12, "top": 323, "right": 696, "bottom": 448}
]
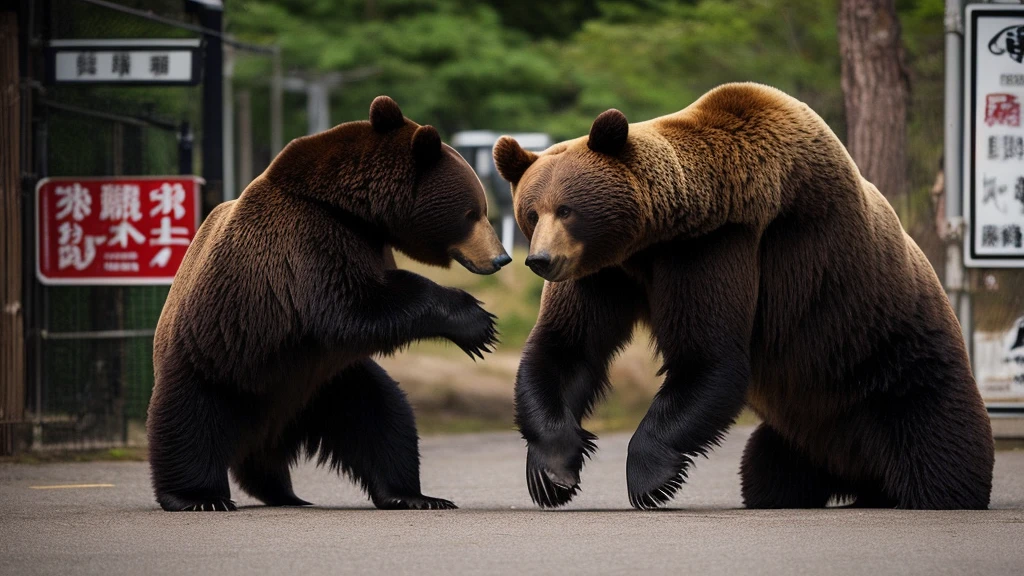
[
  {"left": 587, "top": 109, "right": 629, "bottom": 156},
  {"left": 369, "top": 95, "right": 405, "bottom": 132},
  {"left": 411, "top": 125, "right": 442, "bottom": 168},
  {"left": 493, "top": 136, "right": 538, "bottom": 185}
]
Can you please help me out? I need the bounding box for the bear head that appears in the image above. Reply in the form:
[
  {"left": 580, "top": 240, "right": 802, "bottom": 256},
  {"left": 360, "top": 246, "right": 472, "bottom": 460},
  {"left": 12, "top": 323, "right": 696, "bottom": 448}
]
[
  {"left": 492, "top": 109, "right": 644, "bottom": 282},
  {"left": 369, "top": 97, "right": 510, "bottom": 274},
  {"left": 274, "top": 96, "right": 510, "bottom": 274}
]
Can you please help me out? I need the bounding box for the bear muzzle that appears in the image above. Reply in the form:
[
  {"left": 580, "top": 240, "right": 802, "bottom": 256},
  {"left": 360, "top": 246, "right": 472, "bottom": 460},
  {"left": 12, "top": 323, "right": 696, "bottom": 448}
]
[
  {"left": 450, "top": 217, "right": 511, "bottom": 275},
  {"left": 525, "top": 216, "right": 583, "bottom": 282}
]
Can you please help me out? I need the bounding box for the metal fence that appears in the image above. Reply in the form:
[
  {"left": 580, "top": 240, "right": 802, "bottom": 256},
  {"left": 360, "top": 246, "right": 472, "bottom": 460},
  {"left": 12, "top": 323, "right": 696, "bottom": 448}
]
[
  {"left": 28, "top": 84, "right": 188, "bottom": 449},
  {"left": 9, "top": 0, "right": 277, "bottom": 451}
]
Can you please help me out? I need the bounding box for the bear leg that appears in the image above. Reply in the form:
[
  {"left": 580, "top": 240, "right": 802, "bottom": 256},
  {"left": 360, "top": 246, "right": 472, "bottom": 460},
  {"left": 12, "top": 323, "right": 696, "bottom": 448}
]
[
  {"left": 626, "top": 226, "right": 758, "bottom": 509},
  {"left": 625, "top": 360, "right": 748, "bottom": 510},
  {"left": 872, "top": 388, "right": 993, "bottom": 510},
  {"left": 148, "top": 377, "right": 236, "bottom": 512},
  {"left": 516, "top": 268, "right": 645, "bottom": 509},
  {"left": 740, "top": 423, "right": 837, "bottom": 509},
  {"left": 301, "top": 359, "right": 456, "bottom": 510},
  {"left": 231, "top": 442, "right": 311, "bottom": 507}
]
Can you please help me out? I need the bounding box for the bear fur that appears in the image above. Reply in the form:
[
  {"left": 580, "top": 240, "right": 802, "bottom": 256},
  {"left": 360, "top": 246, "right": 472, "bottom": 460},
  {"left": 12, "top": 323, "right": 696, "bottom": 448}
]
[
  {"left": 494, "top": 82, "right": 994, "bottom": 510},
  {"left": 148, "top": 96, "right": 510, "bottom": 512}
]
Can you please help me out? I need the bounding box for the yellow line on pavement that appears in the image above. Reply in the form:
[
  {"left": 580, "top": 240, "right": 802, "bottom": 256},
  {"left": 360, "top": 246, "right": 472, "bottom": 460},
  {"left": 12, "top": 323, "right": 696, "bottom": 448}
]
[{"left": 29, "top": 483, "right": 115, "bottom": 490}]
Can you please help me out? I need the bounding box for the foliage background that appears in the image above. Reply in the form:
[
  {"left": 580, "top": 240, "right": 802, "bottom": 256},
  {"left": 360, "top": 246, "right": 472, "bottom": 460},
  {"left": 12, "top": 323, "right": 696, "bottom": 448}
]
[{"left": 229, "top": 0, "right": 943, "bottom": 218}]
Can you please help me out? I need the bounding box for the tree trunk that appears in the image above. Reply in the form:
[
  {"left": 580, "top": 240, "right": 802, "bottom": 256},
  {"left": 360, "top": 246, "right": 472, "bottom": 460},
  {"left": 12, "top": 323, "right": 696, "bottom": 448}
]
[{"left": 838, "top": 0, "right": 909, "bottom": 208}]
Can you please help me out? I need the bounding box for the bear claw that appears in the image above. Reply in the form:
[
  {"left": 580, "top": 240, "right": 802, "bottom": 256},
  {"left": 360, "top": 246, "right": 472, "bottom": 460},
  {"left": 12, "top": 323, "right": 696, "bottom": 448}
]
[
  {"left": 527, "top": 467, "right": 580, "bottom": 509},
  {"left": 374, "top": 495, "right": 457, "bottom": 510},
  {"left": 157, "top": 492, "right": 237, "bottom": 512},
  {"left": 628, "top": 470, "right": 686, "bottom": 510},
  {"left": 179, "top": 499, "right": 237, "bottom": 512}
]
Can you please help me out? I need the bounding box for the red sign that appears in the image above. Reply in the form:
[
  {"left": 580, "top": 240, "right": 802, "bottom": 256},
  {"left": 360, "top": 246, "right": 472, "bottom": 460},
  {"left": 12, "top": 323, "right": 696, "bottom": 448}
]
[{"left": 36, "top": 176, "right": 202, "bottom": 285}]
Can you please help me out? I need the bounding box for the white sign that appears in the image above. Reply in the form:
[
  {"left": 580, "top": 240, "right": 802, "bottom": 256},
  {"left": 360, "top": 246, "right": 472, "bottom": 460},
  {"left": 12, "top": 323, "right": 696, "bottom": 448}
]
[
  {"left": 964, "top": 5, "right": 1024, "bottom": 268},
  {"left": 974, "top": 317, "right": 1024, "bottom": 404},
  {"left": 47, "top": 39, "right": 200, "bottom": 86}
]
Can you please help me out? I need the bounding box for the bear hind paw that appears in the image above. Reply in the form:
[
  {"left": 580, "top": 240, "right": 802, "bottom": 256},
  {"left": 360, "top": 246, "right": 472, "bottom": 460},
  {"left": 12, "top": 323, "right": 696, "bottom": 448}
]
[
  {"left": 158, "top": 493, "right": 237, "bottom": 512},
  {"left": 628, "top": 468, "right": 686, "bottom": 511},
  {"left": 373, "top": 494, "right": 457, "bottom": 510}
]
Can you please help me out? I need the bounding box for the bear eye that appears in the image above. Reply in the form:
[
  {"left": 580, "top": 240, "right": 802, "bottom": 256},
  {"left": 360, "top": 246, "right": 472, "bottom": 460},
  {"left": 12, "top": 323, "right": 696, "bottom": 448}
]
[
  {"left": 527, "top": 210, "right": 539, "bottom": 226},
  {"left": 556, "top": 205, "right": 571, "bottom": 219},
  {"left": 466, "top": 209, "right": 478, "bottom": 221}
]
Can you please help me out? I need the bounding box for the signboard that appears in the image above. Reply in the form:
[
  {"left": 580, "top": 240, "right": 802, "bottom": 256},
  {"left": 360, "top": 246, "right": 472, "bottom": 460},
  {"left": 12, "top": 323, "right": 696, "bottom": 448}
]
[
  {"left": 964, "top": 5, "right": 1024, "bottom": 268},
  {"left": 975, "top": 317, "right": 1024, "bottom": 405},
  {"left": 36, "top": 176, "right": 202, "bottom": 285},
  {"left": 46, "top": 39, "right": 201, "bottom": 86}
]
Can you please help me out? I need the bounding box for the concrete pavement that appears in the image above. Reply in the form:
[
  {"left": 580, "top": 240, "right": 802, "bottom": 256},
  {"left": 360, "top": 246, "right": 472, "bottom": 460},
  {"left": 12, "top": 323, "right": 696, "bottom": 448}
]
[{"left": 1, "top": 426, "right": 1023, "bottom": 575}]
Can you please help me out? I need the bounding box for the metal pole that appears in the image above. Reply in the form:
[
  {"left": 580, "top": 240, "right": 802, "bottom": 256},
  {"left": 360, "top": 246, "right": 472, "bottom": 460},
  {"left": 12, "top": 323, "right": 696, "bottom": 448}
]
[
  {"left": 222, "top": 43, "right": 235, "bottom": 202},
  {"left": 270, "top": 47, "right": 283, "bottom": 156},
  {"left": 501, "top": 214, "right": 515, "bottom": 256},
  {"left": 32, "top": 115, "right": 47, "bottom": 451},
  {"left": 199, "top": 4, "right": 223, "bottom": 217},
  {"left": 944, "top": 0, "right": 972, "bottom": 363},
  {"left": 178, "top": 122, "right": 193, "bottom": 175},
  {"left": 307, "top": 80, "right": 330, "bottom": 135},
  {"left": 237, "top": 90, "right": 253, "bottom": 190}
]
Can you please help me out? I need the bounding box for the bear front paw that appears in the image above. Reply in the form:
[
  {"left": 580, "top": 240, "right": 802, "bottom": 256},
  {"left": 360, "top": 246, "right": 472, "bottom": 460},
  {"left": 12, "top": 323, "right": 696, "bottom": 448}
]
[
  {"left": 527, "top": 455, "right": 579, "bottom": 508},
  {"left": 626, "top": 435, "right": 692, "bottom": 510},
  {"left": 444, "top": 293, "right": 499, "bottom": 359},
  {"left": 525, "top": 430, "right": 597, "bottom": 508}
]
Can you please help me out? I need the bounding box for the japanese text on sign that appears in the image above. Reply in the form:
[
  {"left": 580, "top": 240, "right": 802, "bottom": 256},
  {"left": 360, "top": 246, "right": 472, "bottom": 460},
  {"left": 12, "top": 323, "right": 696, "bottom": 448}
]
[
  {"left": 965, "top": 6, "right": 1024, "bottom": 268},
  {"left": 47, "top": 39, "right": 200, "bottom": 85},
  {"left": 36, "top": 177, "right": 202, "bottom": 285}
]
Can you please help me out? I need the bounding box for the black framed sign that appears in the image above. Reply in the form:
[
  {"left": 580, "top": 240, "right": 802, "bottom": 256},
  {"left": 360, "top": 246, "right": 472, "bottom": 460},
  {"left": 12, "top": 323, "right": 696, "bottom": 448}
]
[
  {"left": 45, "top": 39, "right": 202, "bottom": 86},
  {"left": 964, "top": 5, "right": 1024, "bottom": 268}
]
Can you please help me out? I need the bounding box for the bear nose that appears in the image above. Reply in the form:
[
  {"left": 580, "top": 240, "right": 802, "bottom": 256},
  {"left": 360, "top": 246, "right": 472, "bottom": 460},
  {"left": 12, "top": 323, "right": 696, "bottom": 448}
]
[
  {"left": 492, "top": 253, "right": 512, "bottom": 270},
  {"left": 525, "top": 253, "right": 551, "bottom": 276}
]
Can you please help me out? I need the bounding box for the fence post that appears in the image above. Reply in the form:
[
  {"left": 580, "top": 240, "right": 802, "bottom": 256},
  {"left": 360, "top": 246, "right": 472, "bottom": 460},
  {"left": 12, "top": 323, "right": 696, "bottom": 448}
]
[
  {"left": 1, "top": 10, "right": 25, "bottom": 456},
  {"left": 178, "top": 121, "right": 193, "bottom": 175},
  {"left": 943, "top": 0, "right": 972, "bottom": 364},
  {"left": 198, "top": 2, "right": 223, "bottom": 217}
]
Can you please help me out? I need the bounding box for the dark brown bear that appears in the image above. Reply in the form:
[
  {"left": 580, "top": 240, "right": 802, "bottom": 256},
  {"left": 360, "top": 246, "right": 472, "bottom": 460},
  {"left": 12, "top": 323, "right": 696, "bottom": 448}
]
[
  {"left": 148, "top": 96, "right": 510, "bottom": 512},
  {"left": 494, "top": 82, "right": 994, "bottom": 510}
]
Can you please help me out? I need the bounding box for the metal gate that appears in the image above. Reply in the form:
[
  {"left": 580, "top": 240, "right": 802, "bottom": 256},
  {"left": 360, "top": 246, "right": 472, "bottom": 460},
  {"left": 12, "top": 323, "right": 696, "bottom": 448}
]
[
  {"left": 29, "top": 86, "right": 191, "bottom": 449},
  {"left": 11, "top": 0, "right": 276, "bottom": 451}
]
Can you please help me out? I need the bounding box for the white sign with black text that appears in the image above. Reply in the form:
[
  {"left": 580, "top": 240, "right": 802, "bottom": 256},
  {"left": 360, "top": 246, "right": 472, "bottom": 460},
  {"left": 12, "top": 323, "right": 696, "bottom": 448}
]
[
  {"left": 964, "top": 5, "right": 1024, "bottom": 268},
  {"left": 47, "top": 39, "right": 201, "bottom": 86}
]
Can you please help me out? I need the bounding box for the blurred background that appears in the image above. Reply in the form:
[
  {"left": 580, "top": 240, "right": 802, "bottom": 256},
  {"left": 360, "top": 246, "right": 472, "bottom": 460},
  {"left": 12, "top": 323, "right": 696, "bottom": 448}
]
[{"left": 1, "top": 0, "right": 1022, "bottom": 455}]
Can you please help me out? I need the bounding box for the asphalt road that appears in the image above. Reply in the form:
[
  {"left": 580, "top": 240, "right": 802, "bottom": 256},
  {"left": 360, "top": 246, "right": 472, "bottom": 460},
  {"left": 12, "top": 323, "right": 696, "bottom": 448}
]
[{"left": 2, "top": 426, "right": 1023, "bottom": 576}]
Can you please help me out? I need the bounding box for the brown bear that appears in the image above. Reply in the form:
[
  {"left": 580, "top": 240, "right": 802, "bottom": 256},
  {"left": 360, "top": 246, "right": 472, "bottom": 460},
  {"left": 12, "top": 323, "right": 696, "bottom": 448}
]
[
  {"left": 494, "top": 82, "right": 994, "bottom": 510},
  {"left": 147, "top": 96, "right": 511, "bottom": 512}
]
